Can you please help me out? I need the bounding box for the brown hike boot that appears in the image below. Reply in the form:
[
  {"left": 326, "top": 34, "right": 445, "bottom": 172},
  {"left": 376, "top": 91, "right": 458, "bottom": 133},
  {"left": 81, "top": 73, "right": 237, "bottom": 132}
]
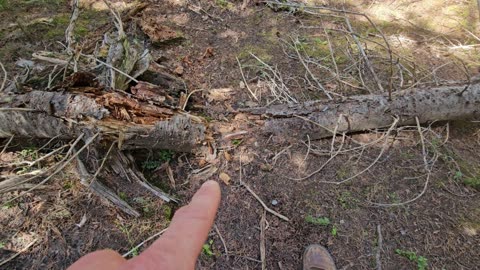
[{"left": 303, "top": 245, "right": 337, "bottom": 270}]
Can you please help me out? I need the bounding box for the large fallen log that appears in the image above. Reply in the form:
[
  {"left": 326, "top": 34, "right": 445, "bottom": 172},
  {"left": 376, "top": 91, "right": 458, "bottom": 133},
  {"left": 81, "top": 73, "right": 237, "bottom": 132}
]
[
  {"left": 247, "top": 83, "right": 480, "bottom": 139},
  {"left": 0, "top": 85, "right": 201, "bottom": 216},
  {"left": 0, "top": 89, "right": 205, "bottom": 152}
]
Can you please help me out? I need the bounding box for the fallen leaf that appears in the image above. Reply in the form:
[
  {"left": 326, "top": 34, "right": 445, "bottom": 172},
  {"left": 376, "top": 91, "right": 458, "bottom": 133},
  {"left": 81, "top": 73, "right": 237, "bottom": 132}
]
[
  {"left": 219, "top": 172, "right": 231, "bottom": 185},
  {"left": 224, "top": 151, "right": 232, "bottom": 161}
]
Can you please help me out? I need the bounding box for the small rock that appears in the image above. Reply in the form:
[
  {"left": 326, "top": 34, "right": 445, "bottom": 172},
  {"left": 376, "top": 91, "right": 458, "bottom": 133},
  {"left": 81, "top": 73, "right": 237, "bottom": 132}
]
[
  {"left": 239, "top": 81, "right": 245, "bottom": 89},
  {"left": 340, "top": 220, "right": 345, "bottom": 224},
  {"left": 260, "top": 163, "right": 272, "bottom": 172},
  {"left": 271, "top": 199, "right": 278, "bottom": 206}
]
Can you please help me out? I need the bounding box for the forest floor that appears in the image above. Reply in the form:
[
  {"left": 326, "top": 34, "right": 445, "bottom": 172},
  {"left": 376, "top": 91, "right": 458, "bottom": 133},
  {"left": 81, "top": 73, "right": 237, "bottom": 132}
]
[{"left": 0, "top": 0, "right": 479, "bottom": 269}]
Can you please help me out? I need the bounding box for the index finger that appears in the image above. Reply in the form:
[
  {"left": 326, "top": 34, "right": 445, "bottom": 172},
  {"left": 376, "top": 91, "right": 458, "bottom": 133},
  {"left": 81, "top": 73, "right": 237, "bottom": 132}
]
[{"left": 122, "top": 180, "right": 221, "bottom": 270}]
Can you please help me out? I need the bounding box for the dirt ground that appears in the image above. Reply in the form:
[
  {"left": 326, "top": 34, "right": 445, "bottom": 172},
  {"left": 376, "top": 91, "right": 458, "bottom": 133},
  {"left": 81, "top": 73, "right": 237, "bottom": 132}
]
[{"left": 1, "top": 0, "right": 480, "bottom": 269}]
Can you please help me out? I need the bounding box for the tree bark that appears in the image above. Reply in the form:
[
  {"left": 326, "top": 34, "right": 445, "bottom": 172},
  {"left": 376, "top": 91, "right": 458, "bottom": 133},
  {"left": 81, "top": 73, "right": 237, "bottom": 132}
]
[
  {"left": 247, "top": 83, "right": 480, "bottom": 139},
  {"left": 0, "top": 90, "right": 205, "bottom": 152}
]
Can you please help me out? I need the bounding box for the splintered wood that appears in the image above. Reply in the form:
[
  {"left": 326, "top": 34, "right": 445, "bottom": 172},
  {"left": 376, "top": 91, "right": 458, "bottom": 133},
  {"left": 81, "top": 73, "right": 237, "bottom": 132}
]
[{"left": 0, "top": 81, "right": 205, "bottom": 152}]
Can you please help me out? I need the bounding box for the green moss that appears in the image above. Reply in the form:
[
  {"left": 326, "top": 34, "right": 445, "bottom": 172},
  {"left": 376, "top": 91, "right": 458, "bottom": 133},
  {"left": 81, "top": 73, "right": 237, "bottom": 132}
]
[
  {"left": 215, "top": 0, "right": 234, "bottom": 10},
  {"left": 463, "top": 176, "right": 480, "bottom": 190},
  {"left": 305, "top": 215, "right": 330, "bottom": 226},
  {"left": 338, "top": 191, "right": 359, "bottom": 209},
  {"left": 336, "top": 166, "right": 350, "bottom": 180},
  {"left": 0, "top": 0, "right": 9, "bottom": 10},
  {"left": 24, "top": 8, "right": 107, "bottom": 41},
  {"left": 238, "top": 44, "right": 273, "bottom": 63},
  {"left": 395, "top": 249, "right": 428, "bottom": 270}
]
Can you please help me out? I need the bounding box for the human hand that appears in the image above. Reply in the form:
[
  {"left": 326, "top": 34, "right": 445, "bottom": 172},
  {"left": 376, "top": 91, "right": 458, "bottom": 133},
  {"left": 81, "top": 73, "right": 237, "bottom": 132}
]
[{"left": 67, "top": 180, "right": 221, "bottom": 270}]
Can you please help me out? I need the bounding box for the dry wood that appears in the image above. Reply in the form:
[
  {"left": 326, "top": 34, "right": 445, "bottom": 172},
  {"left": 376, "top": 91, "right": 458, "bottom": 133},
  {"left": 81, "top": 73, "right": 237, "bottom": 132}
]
[
  {"left": 76, "top": 154, "right": 140, "bottom": 217},
  {"left": 246, "top": 83, "right": 480, "bottom": 139},
  {"left": 0, "top": 89, "right": 205, "bottom": 152}
]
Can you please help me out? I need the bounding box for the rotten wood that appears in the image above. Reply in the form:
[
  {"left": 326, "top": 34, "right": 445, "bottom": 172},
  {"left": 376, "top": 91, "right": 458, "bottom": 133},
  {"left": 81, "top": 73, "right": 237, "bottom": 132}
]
[{"left": 0, "top": 89, "right": 205, "bottom": 152}]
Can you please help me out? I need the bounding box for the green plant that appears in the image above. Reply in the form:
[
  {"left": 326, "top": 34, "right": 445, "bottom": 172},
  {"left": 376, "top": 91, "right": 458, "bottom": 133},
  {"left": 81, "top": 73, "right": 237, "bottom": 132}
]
[
  {"left": 231, "top": 139, "right": 242, "bottom": 146},
  {"left": 158, "top": 150, "right": 174, "bottom": 162},
  {"left": 0, "top": 0, "right": 9, "bottom": 10},
  {"left": 130, "top": 248, "right": 139, "bottom": 257},
  {"left": 336, "top": 166, "right": 350, "bottom": 180},
  {"left": 0, "top": 241, "right": 5, "bottom": 249},
  {"left": 387, "top": 192, "right": 400, "bottom": 204},
  {"left": 216, "top": 0, "right": 228, "bottom": 7},
  {"left": 142, "top": 150, "right": 174, "bottom": 170},
  {"left": 133, "top": 197, "right": 152, "bottom": 215},
  {"left": 338, "top": 191, "right": 359, "bottom": 209},
  {"left": 118, "top": 192, "right": 128, "bottom": 201},
  {"left": 305, "top": 215, "right": 330, "bottom": 226},
  {"left": 202, "top": 239, "right": 214, "bottom": 257},
  {"left": 463, "top": 176, "right": 480, "bottom": 189},
  {"left": 453, "top": 171, "right": 463, "bottom": 181},
  {"left": 116, "top": 222, "right": 139, "bottom": 257},
  {"left": 2, "top": 201, "right": 14, "bottom": 209},
  {"left": 20, "top": 147, "right": 38, "bottom": 160},
  {"left": 63, "top": 181, "right": 73, "bottom": 190},
  {"left": 395, "top": 249, "right": 428, "bottom": 270},
  {"left": 142, "top": 160, "right": 162, "bottom": 170},
  {"left": 162, "top": 205, "right": 172, "bottom": 221},
  {"left": 331, "top": 225, "right": 338, "bottom": 237}
]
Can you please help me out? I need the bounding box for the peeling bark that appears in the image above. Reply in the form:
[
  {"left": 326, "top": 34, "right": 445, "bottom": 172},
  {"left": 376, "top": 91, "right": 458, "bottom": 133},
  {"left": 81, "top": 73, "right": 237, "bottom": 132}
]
[{"left": 0, "top": 89, "right": 205, "bottom": 152}]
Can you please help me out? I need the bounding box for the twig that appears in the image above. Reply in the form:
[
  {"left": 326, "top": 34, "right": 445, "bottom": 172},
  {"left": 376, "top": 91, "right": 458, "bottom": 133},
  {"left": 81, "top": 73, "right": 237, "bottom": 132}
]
[
  {"left": 65, "top": 0, "right": 80, "bottom": 54},
  {"left": 320, "top": 117, "right": 399, "bottom": 185},
  {"left": 372, "top": 118, "right": 438, "bottom": 207},
  {"left": 122, "top": 228, "right": 168, "bottom": 257},
  {"left": 8, "top": 144, "right": 69, "bottom": 168},
  {"left": 404, "top": 62, "right": 452, "bottom": 91},
  {"left": 0, "top": 239, "right": 38, "bottom": 267},
  {"left": 182, "top": 89, "right": 203, "bottom": 110},
  {"left": 260, "top": 210, "right": 267, "bottom": 270},
  {"left": 236, "top": 56, "right": 258, "bottom": 101},
  {"left": 242, "top": 182, "right": 289, "bottom": 221},
  {"left": 477, "top": 0, "right": 480, "bottom": 23},
  {"left": 250, "top": 53, "right": 297, "bottom": 104},
  {"left": 80, "top": 53, "right": 139, "bottom": 83},
  {"left": 103, "top": 0, "right": 125, "bottom": 38},
  {"left": 89, "top": 140, "right": 116, "bottom": 187},
  {"left": 1, "top": 136, "right": 14, "bottom": 155},
  {"left": 214, "top": 225, "right": 229, "bottom": 260},
  {"left": 376, "top": 224, "right": 383, "bottom": 270},
  {"left": 5, "top": 133, "right": 98, "bottom": 203},
  {"left": 291, "top": 37, "right": 333, "bottom": 100},
  {"left": 324, "top": 28, "right": 341, "bottom": 87},
  {"left": 344, "top": 12, "right": 383, "bottom": 94},
  {"left": 0, "top": 61, "right": 7, "bottom": 92},
  {"left": 290, "top": 133, "right": 346, "bottom": 181},
  {"left": 303, "top": 134, "right": 311, "bottom": 161}
]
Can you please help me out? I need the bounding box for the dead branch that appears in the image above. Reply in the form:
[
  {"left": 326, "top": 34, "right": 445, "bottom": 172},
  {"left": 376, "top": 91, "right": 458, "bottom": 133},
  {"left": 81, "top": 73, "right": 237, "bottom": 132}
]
[
  {"left": 246, "top": 82, "right": 480, "bottom": 140},
  {"left": 242, "top": 182, "right": 289, "bottom": 221},
  {"left": 0, "top": 61, "right": 6, "bottom": 92},
  {"left": 76, "top": 155, "right": 140, "bottom": 217},
  {"left": 260, "top": 210, "right": 267, "bottom": 270}
]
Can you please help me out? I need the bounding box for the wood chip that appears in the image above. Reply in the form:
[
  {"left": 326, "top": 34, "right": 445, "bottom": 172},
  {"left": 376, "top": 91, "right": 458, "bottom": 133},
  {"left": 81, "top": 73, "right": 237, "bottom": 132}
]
[{"left": 219, "top": 172, "right": 231, "bottom": 185}]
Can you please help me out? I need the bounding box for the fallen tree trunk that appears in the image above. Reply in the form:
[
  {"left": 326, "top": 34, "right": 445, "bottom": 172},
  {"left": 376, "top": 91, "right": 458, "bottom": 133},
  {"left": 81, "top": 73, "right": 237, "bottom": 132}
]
[
  {"left": 247, "top": 83, "right": 480, "bottom": 139},
  {"left": 0, "top": 89, "right": 205, "bottom": 152}
]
